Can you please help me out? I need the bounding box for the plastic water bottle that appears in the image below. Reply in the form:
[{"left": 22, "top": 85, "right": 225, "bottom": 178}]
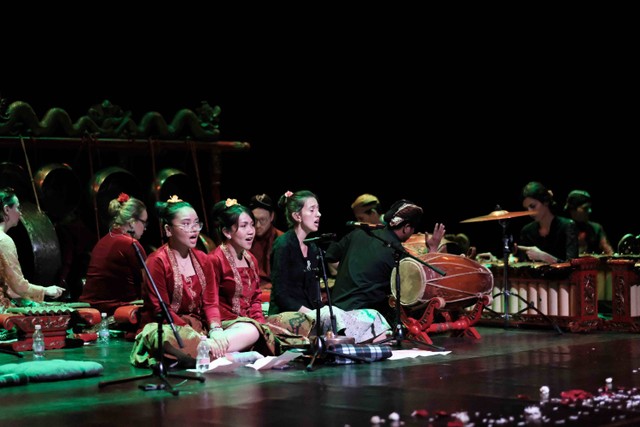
[
  {"left": 539, "top": 385, "right": 550, "bottom": 403},
  {"left": 98, "top": 312, "right": 110, "bottom": 345},
  {"left": 32, "top": 324, "right": 45, "bottom": 359},
  {"left": 196, "top": 335, "right": 211, "bottom": 372}
]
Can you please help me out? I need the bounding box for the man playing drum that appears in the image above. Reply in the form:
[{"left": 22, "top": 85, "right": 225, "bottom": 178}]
[{"left": 325, "top": 199, "right": 444, "bottom": 323}]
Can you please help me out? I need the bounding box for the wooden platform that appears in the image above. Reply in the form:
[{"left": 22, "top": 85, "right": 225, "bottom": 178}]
[{"left": 2, "top": 325, "right": 640, "bottom": 426}]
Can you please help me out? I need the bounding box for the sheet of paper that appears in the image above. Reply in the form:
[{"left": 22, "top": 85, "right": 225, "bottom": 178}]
[
  {"left": 186, "top": 357, "right": 244, "bottom": 374},
  {"left": 388, "top": 349, "right": 451, "bottom": 360},
  {"left": 246, "top": 350, "right": 304, "bottom": 370}
]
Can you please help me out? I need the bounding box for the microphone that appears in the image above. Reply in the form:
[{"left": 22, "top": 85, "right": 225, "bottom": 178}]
[
  {"left": 345, "top": 221, "right": 385, "bottom": 230},
  {"left": 303, "top": 233, "right": 337, "bottom": 244}
]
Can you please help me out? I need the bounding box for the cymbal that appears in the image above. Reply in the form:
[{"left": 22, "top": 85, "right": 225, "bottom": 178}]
[{"left": 460, "top": 209, "right": 535, "bottom": 223}]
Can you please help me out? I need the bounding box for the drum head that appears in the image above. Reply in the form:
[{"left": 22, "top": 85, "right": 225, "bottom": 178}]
[
  {"left": 391, "top": 258, "right": 427, "bottom": 305},
  {"left": 392, "top": 253, "right": 494, "bottom": 310},
  {"left": 34, "top": 163, "right": 81, "bottom": 222}
]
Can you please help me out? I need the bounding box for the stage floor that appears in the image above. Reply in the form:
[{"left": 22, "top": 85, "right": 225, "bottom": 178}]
[{"left": 2, "top": 324, "right": 640, "bottom": 427}]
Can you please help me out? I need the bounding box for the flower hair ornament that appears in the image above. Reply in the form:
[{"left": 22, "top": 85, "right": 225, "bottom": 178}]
[
  {"left": 284, "top": 191, "right": 293, "bottom": 198},
  {"left": 117, "top": 193, "right": 130, "bottom": 203},
  {"left": 167, "top": 195, "right": 183, "bottom": 203},
  {"left": 225, "top": 198, "right": 238, "bottom": 208}
]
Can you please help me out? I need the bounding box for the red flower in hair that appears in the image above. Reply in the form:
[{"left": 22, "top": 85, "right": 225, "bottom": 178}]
[{"left": 117, "top": 193, "right": 130, "bottom": 203}]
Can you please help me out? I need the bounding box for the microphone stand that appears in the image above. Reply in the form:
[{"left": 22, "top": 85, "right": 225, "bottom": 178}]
[
  {"left": 318, "top": 245, "right": 338, "bottom": 334},
  {"left": 363, "top": 228, "right": 447, "bottom": 351},
  {"left": 306, "top": 243, "right": 369, "bottom": 371},
  {"left": 98, "top": 242, "right": 205, "bottom": 395}
]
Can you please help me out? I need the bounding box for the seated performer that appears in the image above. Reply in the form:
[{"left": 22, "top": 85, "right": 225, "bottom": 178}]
[
  {"left": 80, "top": 193, "right": 148, "bottom": 316},
  {"left": 326, "top": 198, "right": 444, "bottom": 323},
  {"left": 130, "top": 196, "right": 259, "bottom": 368},
  {"left": 351, "top": 193, "right": 384, "bottom": 224},
  {"left": 269, "top": 190, "right": 391, "bottom": 343},
  {"left": 247, "top": 193, "right": 284, "bottom": 291},
  {"left": 516, "top": 181, "right": 579, "bottom": 263},
  {"left": 563, "top": 190, "right": 614, "bottom": 256},
  {"left": 208, "top": 198, "right": 311, "bottom": 354},
  {"left": 0, "top": 187, "right": 65, "bottom": 312}
]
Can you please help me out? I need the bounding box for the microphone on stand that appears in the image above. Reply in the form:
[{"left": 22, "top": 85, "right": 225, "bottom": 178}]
[
  {"left": 345, "top": 221, "right": 385, "bottom": 230},
  {"left": 303, "top": 233, "right": 337, "bottom": 244}
]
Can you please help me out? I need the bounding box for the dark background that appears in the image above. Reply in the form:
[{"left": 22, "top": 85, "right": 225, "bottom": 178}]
[{"left": 2, "top": 26, "right": 636, "bottom": 258}]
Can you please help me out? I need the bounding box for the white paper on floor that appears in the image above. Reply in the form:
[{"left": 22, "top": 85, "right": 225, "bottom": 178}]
[{"left": 388, "top": 349, "right": 451, "bottom": 360}]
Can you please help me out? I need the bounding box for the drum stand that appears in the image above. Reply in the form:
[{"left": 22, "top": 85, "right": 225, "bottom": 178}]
[
  {"left": 306, "top": 245, "right": 369, "bottom": 371},
  {"left": 363, "top": 231, "right": 447, "bottom": 351},
  {"left": 482, "top": 219, "right": 563, "bottom": 334},
  {"left": 98, "top": 242, "right": 204, "bottom": 395}
]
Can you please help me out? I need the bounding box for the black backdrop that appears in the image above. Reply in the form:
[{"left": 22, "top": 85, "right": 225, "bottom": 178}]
[{"left": 2, "top": 47, "right": 636, "bottom": 259}]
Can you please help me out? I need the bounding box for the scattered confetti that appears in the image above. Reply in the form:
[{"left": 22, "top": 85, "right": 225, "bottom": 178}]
[{"left": 411, "top": 409, "right": 429, "bottom": 418}]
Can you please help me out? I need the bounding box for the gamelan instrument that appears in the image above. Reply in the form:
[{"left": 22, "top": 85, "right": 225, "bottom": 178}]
[
  {"left": 0, "top": 302, "right": 101, "bottom": 352},
  {"left": 391, "top": 252, "right": 494, "bottom": 311},
  {"left": 388, "top": 240, "right": 495, "bottom": 345},
  {"left": 482, "top": 255, "right": 640, "bottom": 332}
]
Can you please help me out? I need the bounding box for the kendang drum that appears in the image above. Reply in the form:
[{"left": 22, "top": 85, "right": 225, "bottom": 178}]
[{"left": 391, "top": 253, "right": 494, "bottom": 311}]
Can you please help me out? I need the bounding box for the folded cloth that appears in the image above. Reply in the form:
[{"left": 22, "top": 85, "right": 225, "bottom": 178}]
[
  {"left": 328, "top": 344, "right": 392, "bottom": 365},
  {"left": 0, "top": 359, "right": 103, "bottom": 382}
]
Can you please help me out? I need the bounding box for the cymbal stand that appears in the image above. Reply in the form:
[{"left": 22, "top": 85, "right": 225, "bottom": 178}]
[
  {"left": 362, "top": 230, "right": 446, "bottom": 351},
  {"left": 306, "top": 244, "right": 369, "bottom": 371},
  {"left": 482, "top": 219, "right": 563, "bottom": 334}
]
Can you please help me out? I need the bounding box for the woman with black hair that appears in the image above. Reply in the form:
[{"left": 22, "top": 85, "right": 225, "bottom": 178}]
[
  {"left": 0, "top": 187, "right": 65, "bottom": 311},
  {"left": 516, "top": 181, "right": 579, "bottom": 263},
  {"left": 208, "top": 198, "right": 311, "bottom": 355}
]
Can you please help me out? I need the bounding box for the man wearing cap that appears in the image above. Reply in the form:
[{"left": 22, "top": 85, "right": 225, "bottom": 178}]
[
  {"left": 564, "top": 190, "right": 613, "bottom": 256},
  {"left": 326, "top": 199, "right": 443, "bottom": 323},
  {"left": 248, "top": 194, "right": 284, "bottom": 290},
  {"left": 351, "top": 194, "right": 383, "bottom": 224}
]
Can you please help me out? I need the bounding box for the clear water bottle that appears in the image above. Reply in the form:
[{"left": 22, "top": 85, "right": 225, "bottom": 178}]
[
  {"left": 98, "top": 312, "right": 110, "bottom": 345},
  {"left": 196, "top": 335, "right": 211, "bottom": 372},
  {"left": 32, "top": 324, "right": 45, "bottom": 359}
]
